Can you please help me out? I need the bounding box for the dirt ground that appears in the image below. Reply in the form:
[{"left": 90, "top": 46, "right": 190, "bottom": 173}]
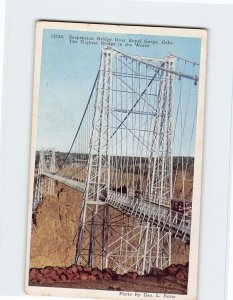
[
  {"left": 29, "top": 263, "right": 188, "bottom": 294},
  {"left": 30, "top": 276, "right": 187, "bottom": 295}
]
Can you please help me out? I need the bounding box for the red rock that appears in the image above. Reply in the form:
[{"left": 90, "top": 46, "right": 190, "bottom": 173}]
[
  {"left": 92, "top": 269, "right": 103, "bottom": 280},
  {"left": 30, "top": 278, "right": 39, "bottom": 284},
  {"left": 44, "top": 277, "right": 53, "bottom": 283},
  {"left": 126, "top": 272, "right": 138, "bottom": 279},
  {"left": 126, "top": 272, "right": 134, "bottom": 279},
  {"left": 29, "top": 268, "right": 37, "bottom": 275},
  {"left": 103, "top": 268, "right": 114, "bottom": 275},
  {"left": 70, "top": 264, "right": 78, "bottom": 273},
  {"left": 42, "top": 268, "right": 50, "bottom": 275},
  {"left": 179, "top": 264, "right": 189, "bottom": 273},
  {"left": 103, "top": 273, "right": 112, "bottom": 280},
  {"left": 164, "top": 264, "right": 179, "bottom": 275},
  {"left": 51, "top": 270, "right": 57, "bottom": 275},
  {"left": 59, "top": 274, "right": 68, "bottom": 281},
  {"left": 115, "top": 274, "right": 123, "bottom": 280},
  {"left": 150, "top": 267, "right": 162, "bottom": 277},
  {"left": 36, "top": 274, "right": 45, "bottom": 283},
  {"left": 66, "top": 269, "right": 73, "bottom": 275},
  {"left": 51, "top": 274, "right": 59, "bottom": 281},
  {"left": 67, "top": 273, "right": 74, "bottom": 281},
  {"left": 83, "top": 266, "right": 92, "bottom": 273},
  {"left": 76, "top": 265, "right": 83, "bottom": 272},
  {"left": 56, "top": 268, "right": 63, "bottom": 275},
  {"left": 176, "top": 270, "right": 188, "bottom": 281},
  {"left": 79, "top": 272, "right": 89, "bottom": 281},
  {"left": 92, "top": 267, "right": 101, "bottom": 272},
  {"left": 73, "top": 273, "right": 80, "bottom": 280},
  {"left": 89, "top": 275, "right": 96, "bottom": 281},
  {"left": 30, "top": 268, "right": 38, "bottom": 277}
]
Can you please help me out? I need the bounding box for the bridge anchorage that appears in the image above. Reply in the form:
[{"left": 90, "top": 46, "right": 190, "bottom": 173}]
[{"left": 34, "top": 46, "right": 198, "bottom": 275}]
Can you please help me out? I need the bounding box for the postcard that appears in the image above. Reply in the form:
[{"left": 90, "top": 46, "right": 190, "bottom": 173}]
[{"left": 26, "top": 21, "right": 207, "bottom": 300}]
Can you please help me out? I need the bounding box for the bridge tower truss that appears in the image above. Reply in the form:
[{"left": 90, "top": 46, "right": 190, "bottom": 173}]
[
  {"left": 75, "top": 47, "right": 112, "bottom": 268},
  {"left": 33, "top": 149, "right": 56, "bottom": 211},
  {"left": 75, "top": 47, "right": 176, "bottom": 274}
]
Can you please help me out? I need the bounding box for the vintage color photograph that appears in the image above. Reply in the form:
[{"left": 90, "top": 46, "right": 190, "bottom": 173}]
[{"left": 26, "top": 22, "right": 207, "bottom": 300}]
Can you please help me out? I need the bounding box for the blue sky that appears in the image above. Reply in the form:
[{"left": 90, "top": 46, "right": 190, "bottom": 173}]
[{"left": 36, "top": 28, "right": 201, "bottom": 156}]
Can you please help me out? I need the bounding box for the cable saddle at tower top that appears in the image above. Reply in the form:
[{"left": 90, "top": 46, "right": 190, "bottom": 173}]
[{"left": 104, "top": 46, "right": 199, "bottom": 83}]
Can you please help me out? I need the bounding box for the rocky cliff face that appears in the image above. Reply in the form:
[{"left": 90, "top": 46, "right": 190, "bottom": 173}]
[
  {"left": 171, "top": 238, "right": 189, "bottom": 265},
  {"left": 30, "top": 182, "right": 189, "bottom": 269},
  {"left": 30, "top": 183, "right": 82, "bottom": 268}
]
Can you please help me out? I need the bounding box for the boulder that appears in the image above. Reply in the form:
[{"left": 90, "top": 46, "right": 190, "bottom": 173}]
[
  {"left": 150, "top": 267, "right": 163, "bottom": 277},
  {"left": 103, "top": 273, "right": 112, "bottom": 281},
  {"left": 83, "top": 266, "right": 92, "bottom": 273},
  {"left": 176, "top": 269, "right": 188, "bottom": 281},
  {"left": 164, "top": 264, "right": 179, "bottom": 275},
  {"left": 59, "top": 274, "right": 68, "bottom": 281},
  {"left": 76, "top": 265, "right": 83, "bottom": 272},
  {"left": 79, "top": 272, "right": 89, "bottom": 281},
  {"left": 70, "top": 264, "right": 78, "bottom": 273},
  {"left": 92, "top": 269, "right": 103, "bottom": 280},
  {"left": 89, "top": 275, "right": 97, "bottom": 281},
  {"left": 126, "top": 272, "right": 138, "bottom": 279}
]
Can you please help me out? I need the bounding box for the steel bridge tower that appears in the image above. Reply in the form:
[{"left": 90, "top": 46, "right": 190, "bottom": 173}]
[{"left": 75, "top": 47, "right": 175, "bottom": 274}]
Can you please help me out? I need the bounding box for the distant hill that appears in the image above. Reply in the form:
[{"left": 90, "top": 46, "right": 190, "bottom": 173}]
[{"left": 35, "top": 150, "right": 194, "bottom": 171}]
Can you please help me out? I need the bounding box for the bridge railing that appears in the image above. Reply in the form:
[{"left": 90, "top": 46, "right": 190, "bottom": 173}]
[
  {"left": 107, "top": 191, "right": 191, "bottom": 242},
  {"left": 41, "top": 172, "right": 191, "bottom": 242}
]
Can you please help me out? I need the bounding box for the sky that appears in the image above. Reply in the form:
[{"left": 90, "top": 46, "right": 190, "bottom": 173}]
[{"left": 36, "top": 27, "right": 201, "bottom": 156}]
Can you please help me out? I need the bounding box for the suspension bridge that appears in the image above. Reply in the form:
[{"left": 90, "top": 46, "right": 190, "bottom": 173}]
[{"left": 33, "top": 46, "right": 198, "bottom": 275}]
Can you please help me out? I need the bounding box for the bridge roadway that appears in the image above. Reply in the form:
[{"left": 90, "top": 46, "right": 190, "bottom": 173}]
[{"left": 42, "top": 172, "right": 191, "bottom": 242}]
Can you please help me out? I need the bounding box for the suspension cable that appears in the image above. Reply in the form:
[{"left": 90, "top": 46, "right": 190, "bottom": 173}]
[{"left": 55, "top": 70, "right": 100, "bottom": 174}]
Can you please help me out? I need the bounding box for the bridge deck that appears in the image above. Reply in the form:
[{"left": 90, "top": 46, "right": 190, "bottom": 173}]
[{"left": 42, "top": 172, "right": 191, "bottom": 242}]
